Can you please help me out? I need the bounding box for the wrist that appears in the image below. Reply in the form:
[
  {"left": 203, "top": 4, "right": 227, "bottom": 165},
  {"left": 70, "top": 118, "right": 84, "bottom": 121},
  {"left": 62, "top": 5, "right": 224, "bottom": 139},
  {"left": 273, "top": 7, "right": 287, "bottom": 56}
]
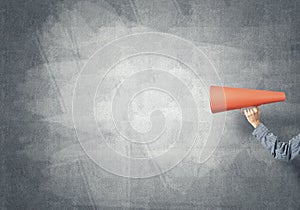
[{"left": 251, "top": 121, "right": 260, "bottom": 128}]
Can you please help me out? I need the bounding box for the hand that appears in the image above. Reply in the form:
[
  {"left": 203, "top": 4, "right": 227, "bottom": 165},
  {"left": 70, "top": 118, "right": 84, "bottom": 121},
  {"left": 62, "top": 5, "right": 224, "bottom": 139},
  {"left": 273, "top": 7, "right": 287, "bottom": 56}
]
[{"left": 243, "top": 107, "right": 261, "bottom": 128}]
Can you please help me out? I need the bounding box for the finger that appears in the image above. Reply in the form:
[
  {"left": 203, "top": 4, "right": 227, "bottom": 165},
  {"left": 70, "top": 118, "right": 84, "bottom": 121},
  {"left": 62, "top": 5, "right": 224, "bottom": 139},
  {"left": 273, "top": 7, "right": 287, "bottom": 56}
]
[
  {"left": 253, "top": 107, "right": 257, "bottom": 113},
  {"left": 247, "top": 108, "right": 251, "bottom": 115},
  {"left": 247, "top": 109, "right": 252, "bottom": 117},
  {"left": 245, "top": 109, "right": 249, "bottom": 116}
]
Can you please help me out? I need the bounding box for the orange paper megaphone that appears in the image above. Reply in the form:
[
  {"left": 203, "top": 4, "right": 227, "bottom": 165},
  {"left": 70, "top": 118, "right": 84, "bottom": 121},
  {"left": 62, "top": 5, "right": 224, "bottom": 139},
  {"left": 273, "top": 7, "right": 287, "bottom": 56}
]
[{"left": 210, "top": 86, "right": 286, "bottom": 113}]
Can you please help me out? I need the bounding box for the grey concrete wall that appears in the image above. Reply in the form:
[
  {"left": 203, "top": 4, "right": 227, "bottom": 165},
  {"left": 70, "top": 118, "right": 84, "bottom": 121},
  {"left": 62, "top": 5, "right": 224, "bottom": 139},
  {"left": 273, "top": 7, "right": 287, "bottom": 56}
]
[{"left": 1, "top": 0, "right": 300, "bottom": 209}]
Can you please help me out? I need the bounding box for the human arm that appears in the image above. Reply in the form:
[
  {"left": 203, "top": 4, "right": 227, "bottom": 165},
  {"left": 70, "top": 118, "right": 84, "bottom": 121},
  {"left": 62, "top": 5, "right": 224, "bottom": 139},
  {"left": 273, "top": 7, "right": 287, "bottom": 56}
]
[{"left": 244, "top": 107, "right": 300, "bottom": 161}]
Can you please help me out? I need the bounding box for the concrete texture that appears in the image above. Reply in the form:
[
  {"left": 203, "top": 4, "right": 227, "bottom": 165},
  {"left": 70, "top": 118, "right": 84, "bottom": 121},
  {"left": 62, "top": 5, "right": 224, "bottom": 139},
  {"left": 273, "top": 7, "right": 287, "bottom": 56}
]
[{"left": 1, "top": 0, "right": 300, "bottom": 209}]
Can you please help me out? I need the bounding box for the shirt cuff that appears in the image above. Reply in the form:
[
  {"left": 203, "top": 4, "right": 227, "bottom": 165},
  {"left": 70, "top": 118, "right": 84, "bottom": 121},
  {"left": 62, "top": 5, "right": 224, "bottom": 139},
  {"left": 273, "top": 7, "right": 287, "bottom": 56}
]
[{"left": 252, "top": 123, "right": 269, "bottom": 139}]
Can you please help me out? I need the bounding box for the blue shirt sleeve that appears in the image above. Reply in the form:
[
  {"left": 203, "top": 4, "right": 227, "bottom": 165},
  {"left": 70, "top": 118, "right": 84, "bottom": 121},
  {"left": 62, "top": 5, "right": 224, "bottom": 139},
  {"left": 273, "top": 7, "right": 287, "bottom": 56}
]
[{"left": 252, "top": 123, "right": 300, "bottom": 161}]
